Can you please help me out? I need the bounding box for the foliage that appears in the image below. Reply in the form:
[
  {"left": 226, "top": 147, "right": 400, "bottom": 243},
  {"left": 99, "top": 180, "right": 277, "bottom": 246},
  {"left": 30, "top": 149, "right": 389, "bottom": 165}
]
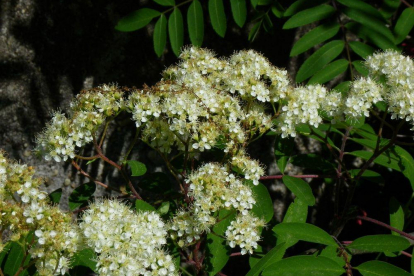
[{"left": 2, "top": 0, "right": 414, "bottom": 275}]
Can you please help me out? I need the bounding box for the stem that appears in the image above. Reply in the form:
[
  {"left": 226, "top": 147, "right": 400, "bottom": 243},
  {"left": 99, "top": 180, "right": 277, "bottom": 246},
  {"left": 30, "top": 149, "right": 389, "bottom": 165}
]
[
  {"left": 401, "top": 251, "right": 413, "bottom": 258},
  {"left": 99, "top": 120, "right": 111, "bottom": 148},
  {"left": 356, "top": 216, "right": 414, "bottom": 241},
  {"left": 260, "top": 174, "right": 336, "bottom": 180},
  {"left": 162, "top": 0, "right": 193, "bottom": 14},
  {"left": 75, "top": 154, "right": 99, "bottom": 160},
  {"left": 230, "top": 252, "right": 242, "bottom": 257},
  {"left": 71, "top": 160, "right": 127, "bottom": 195},
  {"left": 122, "top": 127, "right": 141, "bottom": 165},
  {"left": 401, "top": 0, "right": 413, "bottom": 8},
  {"left": 335, "top": 127, "right": 351, "bottom": 217}
]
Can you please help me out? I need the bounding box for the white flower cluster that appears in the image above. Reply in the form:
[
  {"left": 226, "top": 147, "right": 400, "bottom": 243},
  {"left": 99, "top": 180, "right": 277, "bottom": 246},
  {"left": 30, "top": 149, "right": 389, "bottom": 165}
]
[
  {"left": 80, "top": 199, "right": 178, "bottom": 276},
  {"left": 231, "top": 150, "right": 265, "bottom": 185},
  {"left": 169, "top": 163, "right": 260, "bottom": 254},
  {"left": 0, "top": 152, "right": 82, "bottom": 275},
  {"left": 225, "top": 213, "right": 265, "bottom": 255},
  {"left": 366, "top": 50, "right": 414, "bottom": 126},
  {"left": 36, "top": 84, "right": 124, "bottom": 162}
]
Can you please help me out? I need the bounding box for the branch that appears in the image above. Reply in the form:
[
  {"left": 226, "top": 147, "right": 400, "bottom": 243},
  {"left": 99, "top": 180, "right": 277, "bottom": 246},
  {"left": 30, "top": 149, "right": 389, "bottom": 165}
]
[
  {"left": 260, "top": 174, "right": 336, "bottom": 180},
  {"left": 356, "top": 216, "right": 414, "bottom": 241}
]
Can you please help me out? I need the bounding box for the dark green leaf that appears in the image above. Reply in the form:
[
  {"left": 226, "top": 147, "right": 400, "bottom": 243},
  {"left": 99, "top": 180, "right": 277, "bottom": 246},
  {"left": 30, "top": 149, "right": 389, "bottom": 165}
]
[
  {"left": 135, "top": 200, "right": 156, "bottom": 212},
  {"left": 352, "top": 60, "right": 369, "bottom": 77},
  {"left": 282, "top": 176, "right": 315, "bottom": 206},
  {"left": 69, "top": 182, "right": 95, "bottom": 211},
  {"left": 284, "top": 0, "right": 329, "bottom": 17},
  {"left": 349, "top": 41, "right": 375, "bottom": 59},
  {"left": 230, "top": 0, "right": 247, "bottom": 28},
  {"left": 247, "top": 181, "right": 274, "bottom": 223},
  {"left": 263, "top": 14, "right": 273, "bottom": 33},
  {"left": 337, "top": 0, "right": 385, "bottom": 20},
  {"left": 263, "top": 255, "right": 345, "bottom": 276},
  {"left": 290, "top": 22, "right": 340, "bottom": 56},
  {"left": 283, "top": 5, "right": 336, "bottom": 29},
  {"left": 127, "top": 160, "right": 147, "bottom": 177},
  {"left": 153, "top": 14, "right": 167, "bottom": 57},
  {"left": 296, "top": 40, "right": 344, "bottom": 82},
  {"left": 246, "top": 243, "right": 287, "bottom": 276},
  {"left": 4, "top": 242, "right": 26, "bottom": 276},
  {"left": 206, "top": 233, "right": 230, "bottom": 276},
  {"left": 251, "top": 0, "right": 259, "bottom": 9},
  {"left": 209, "top": 0, "right": 227, "bottom": 37},
  {"left": 274, "top": 136, "right": 295, "bottom": 174},
  {"left": 48, "top": 188, "right": 62, "bottom": 204},
  {"left": 343, "top": 8, "right": 394, "bottom": 43},
  {"left": 273, "top": 222, "right": 337, "bottom": 246},
  {"left": 271, "top": 2, "right": 284, "bottom": 18},
  {"left": 188, "top": 0, "right": 204, "bottom": 47},
  {"left": 86, "top": 158, "right": 97, "bottom": 165},
  {"left": 333, "top": 81, "right": 351, "bottom": 94},
  {"left": 214, "top": 209, "right": 236, "bottom": 235},
  {"left": 352, "top": 123, "right": 377, "bottom": 140},
  {"left": 0, "top": 242, "right": 12, "bottom": 264},
  {"left": 290, "top": 154, "right": 335, "bottom": 172},
  {"left": 349, "top": 169, "right": 384, "bottom": 183},
  {"left": 308, "top": 59, "right": 349, "bottom": 84},
  {"left": 248, "top": 20, "right": 262, "bottom": 41},
  {"left": 380, "top": 0, "right": 400, "bottom": 19},
  {"left": 348, "top": 234, "right": 410, "bottom": 253},
  {"left": 394, "top": 8, "right": 414, "bottom": 44},
  {"left": 153, "top": 0, "right": 175, "bottom": 6},
  {"left": 357, "top": 260, "right": 411, "bottom": 276},
  {"left": 169, "top": 8, "right": 184, "bottom": 56},
  {"left": 115, "top": 9, "right": 161, "bottom": 32},
  {"left": 71, "top": 249, "right": 97, "bottom": 271},
  {"left": 389, "top": 197, "right": 404, "bottom": 236},
  {"left": 346, "top": 22, "right": 398, "bottom": 50}
]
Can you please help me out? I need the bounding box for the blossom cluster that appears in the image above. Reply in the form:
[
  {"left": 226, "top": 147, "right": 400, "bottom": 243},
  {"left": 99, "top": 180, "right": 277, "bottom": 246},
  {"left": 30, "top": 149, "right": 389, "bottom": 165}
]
[
  {"left": 35, "top": 84, "right": 124, "bottom": 162},
  {"left": 168, "top": 162, "right": 264, "bottom": 254},
  {"left": 80, "top": 199, "right": 178, "bottom": 276},
  {"left": 0, "top": 152, "right": 82, "bottom": 275}
]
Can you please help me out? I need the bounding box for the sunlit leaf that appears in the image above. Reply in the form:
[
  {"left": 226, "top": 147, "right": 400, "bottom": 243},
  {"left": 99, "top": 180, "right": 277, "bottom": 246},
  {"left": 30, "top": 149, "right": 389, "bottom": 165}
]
[
  {"left": 169, "top": 8, "right": 184, "bottom": 56},
  {"left": 188, "top": 0, "right": 204, "bottom": 46},
  {"left": 115, "top": 9, "right": 161, "bottom": 32},
  {"left": 209, "top": 0, "right": 227, "bottom": 37},
  {"left": 283, "top": 5, "right": 336, "bottom": 29}
]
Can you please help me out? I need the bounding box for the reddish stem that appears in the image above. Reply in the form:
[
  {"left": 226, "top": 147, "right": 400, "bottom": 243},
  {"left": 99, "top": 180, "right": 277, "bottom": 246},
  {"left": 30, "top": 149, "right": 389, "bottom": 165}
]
[
  {"left": 356, "top": 216, "right": 414, "bottom": 241},
  {"left": 230, "top": 252, "right": 242, "bottom": 257}
]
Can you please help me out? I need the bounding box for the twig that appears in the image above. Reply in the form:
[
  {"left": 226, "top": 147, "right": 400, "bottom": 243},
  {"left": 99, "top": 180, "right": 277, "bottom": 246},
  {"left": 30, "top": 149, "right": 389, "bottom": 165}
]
[
  {"left": 356, "top": 216, "right": 414, "bottom": 240},
  {"left": 260, "top": 174, "right": 336, "bottom": 180}
]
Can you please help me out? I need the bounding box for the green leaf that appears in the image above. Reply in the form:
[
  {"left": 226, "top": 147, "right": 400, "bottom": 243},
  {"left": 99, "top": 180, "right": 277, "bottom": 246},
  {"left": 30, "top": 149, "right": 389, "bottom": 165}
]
[
  {"left": 274, "top": 136, "right": 295, "bottom": 174},
  {"left": 296, "top": 40, "right": 344, "bottom": 82},
  {"left": 273, "top": 222, "right": 337, "bottom": 246},
  {"left": 282, "top": 176, "right": 315, "bottom": 206},
  {"left": 283, "top": 198, "right": 308, "bottom": 223},
  {"left": 283, "top": 5, "right": 336, "bottom": 29},
  {"left": 188, "top": 0, "right": 204, "bottom": 47},
  {"left": 349, "top": 41, "right": 375, "bottom": 59},
  {"left": 271, "top": 2, "right": 284, "bottom": 18},
  {"left": 0, "top": 242, "right": 12, "bottom": 264},
  {"left": 347, "top": 234, "right": 410, "bottom": 253},
  {"left": 158, "top": 201, "right": 170, "bottom": 214},
  {"left": 169, "top": 8, "right": 184, "bottom": 56},
  {"left": 357, "top": 260, "right": 411, "bottom": 276},
  {"left": 290, "top": 22, "right": 340, "bottom": 57},
  {"left": 308, "top": 59, "right": 349, "bottom": 84},
  {"left": 135, "top": 200, "right": 156, "bottom": 212},
  {"left": 206, "top": 233, "right": 230, "bottom": 276},
  {"left": 153, "top": 14, "right": 167, "bottom": 57},
  {"left": 209, "top": 0, "right": 227, "bottom": 37},
  {"left": 230, "top": 0, "right": 247, "bottom": 28},
  {"left": 389, "top": 197, "right": 404, "bottom": 236},
  {"left": 412, "top": 247, "right": 414, "bottom": 274},
  {"left": 127, "top": 160, "right": 147, "bottom": 177},
  {"left": 333, "top": 80, "right": 351, "bottom": 94},
  {"left": 263, "top": 255, "right": 345, "bottom": 276},
  {"left": 69, "top": 182, "right": 96, "bottom": 211},
  {"left": 343, "top": 8, "right": 395, "bottom": 43},
  {"left": 337, "top": 0, "right": 385, "bottom": 20},
  {"left": 48, "top": 188, "right": 62, "bottom": 204},
  {"left": 290, "top": 154, "right": 335, "bottom": 172},
  {"left": 248, "top": 20, "right": 262, "bottom": 41},
  {"left": 153, "top": 0, "right": 175, "bottom": 6},
  {"left": 380, "top": 0, "right": 400, "bottom": 19},
  {"left": 246, "top": 181, "right": 274, "bottom": 223},
  {"left": 214, "top": 209, "right": 237, "bottom": 235},
  {"left": 349, "top": 169, "right": 384, "bottom": 183},
  {"left": 251, "top": 0, "right": 259, "bottom": 9},
  {"left": 284, "top": 0, "right": 329, "bottom": 17},
  {"left": 4, "top": 242, "right": 29, "bottom": 276},
  {"left": 71, "top": 249, "right": 97, "bottom": 271},
  {"left": 246, "top": 243, "right": 287, "bottom": 276},
  {"left": 319, "top": 245, "right": 346, "bottom": 267},
  {"left": 394, "top": 8, "right": 414, "bottom": 44},
  {"left": 352, "top": 60, "right": 369, "bottom": 77},
  {"left": 115, "top": 9, "right": 161, "bottom": 32}
]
